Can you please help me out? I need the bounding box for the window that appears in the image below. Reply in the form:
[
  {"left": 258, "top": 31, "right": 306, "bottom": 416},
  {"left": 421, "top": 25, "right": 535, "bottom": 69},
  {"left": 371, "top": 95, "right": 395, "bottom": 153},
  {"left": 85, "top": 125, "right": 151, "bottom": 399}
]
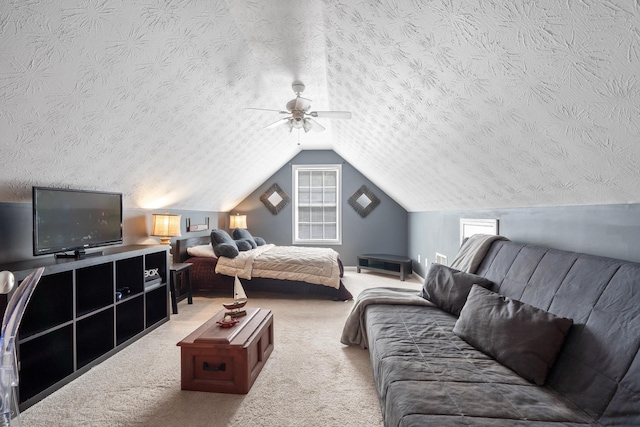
[{"left": 293, "top": 164, "right": 341, "bottom": 245}]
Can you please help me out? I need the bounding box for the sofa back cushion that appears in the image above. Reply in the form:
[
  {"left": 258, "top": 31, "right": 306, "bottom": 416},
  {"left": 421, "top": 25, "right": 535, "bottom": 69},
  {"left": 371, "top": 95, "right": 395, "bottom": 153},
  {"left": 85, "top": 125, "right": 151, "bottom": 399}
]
[{"left": 475, "top": 241, "right": 640, "bottom": 423}]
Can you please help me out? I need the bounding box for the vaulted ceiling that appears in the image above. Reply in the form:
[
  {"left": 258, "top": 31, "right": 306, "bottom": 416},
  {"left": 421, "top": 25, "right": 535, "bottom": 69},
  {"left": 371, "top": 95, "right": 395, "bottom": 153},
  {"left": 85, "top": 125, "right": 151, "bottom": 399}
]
[{"left": 1, "top": 1, "right": 639, "bottom": 212}]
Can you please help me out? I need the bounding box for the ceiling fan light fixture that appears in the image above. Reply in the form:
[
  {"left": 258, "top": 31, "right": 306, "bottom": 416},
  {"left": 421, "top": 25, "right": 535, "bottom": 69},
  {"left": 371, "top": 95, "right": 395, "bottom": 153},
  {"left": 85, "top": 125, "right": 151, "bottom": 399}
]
[{"left": 303, "top": 119, "right": 313, "bottom": 133}]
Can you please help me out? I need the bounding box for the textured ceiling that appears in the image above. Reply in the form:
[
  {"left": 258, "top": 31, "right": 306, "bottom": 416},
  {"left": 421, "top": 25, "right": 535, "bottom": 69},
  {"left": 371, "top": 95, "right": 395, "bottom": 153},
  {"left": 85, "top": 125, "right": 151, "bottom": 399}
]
[{"left": 1, "top": 0, "right": 639, "bottom": 212}]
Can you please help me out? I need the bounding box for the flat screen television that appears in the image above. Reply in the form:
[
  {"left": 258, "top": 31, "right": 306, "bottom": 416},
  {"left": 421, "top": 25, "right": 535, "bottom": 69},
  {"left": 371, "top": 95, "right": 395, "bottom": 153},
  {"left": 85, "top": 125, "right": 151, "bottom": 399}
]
[{"left": 33, "top": 186, "right": 123, "bottom": 257}]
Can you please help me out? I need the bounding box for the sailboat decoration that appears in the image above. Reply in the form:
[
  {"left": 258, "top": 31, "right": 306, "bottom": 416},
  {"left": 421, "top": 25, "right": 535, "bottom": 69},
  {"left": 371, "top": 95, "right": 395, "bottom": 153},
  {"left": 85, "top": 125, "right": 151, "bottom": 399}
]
[{"left": 222, "top": 275, "right": 247, "bottom": 318}]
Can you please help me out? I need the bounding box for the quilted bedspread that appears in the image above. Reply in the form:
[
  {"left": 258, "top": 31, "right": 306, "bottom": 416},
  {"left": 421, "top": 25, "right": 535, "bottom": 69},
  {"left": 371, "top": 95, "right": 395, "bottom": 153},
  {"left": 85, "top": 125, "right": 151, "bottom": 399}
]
[{"left": 215, "top": 244, "right": 342, "bottom": 289}]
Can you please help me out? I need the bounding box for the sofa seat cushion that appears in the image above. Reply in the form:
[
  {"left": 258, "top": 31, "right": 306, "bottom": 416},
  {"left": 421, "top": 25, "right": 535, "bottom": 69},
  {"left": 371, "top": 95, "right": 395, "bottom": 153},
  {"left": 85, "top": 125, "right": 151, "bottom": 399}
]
[{"left": 364, "top": 304, "right": 594, "bottom": 426}]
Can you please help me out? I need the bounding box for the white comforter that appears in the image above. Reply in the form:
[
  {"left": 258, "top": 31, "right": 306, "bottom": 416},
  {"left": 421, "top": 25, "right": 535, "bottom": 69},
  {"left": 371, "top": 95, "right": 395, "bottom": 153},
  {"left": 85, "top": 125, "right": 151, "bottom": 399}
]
[{"left": 215, "top": 244, "right": 342, "bottom": 289}]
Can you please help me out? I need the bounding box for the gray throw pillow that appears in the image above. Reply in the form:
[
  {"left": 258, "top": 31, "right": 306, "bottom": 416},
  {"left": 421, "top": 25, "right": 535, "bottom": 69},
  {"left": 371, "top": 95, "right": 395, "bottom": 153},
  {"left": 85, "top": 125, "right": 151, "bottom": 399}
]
[
  {"left": 453, "top": 285, "right": 573, "bottom": 385},
  {"left": 212, "top": 242, "right": 239, "bottom": 258},
  {"left": 422, "top": 264, "right": 494, "bottom": 316},
  {"left": 254, "top": 236, "right": 266, "bottom": 246},
  {"left": 232, "top": 228, "right": 257, "bottom": 248},
  {"left": 234, "top": 239, "right": 253, "bottom": 252},
  {"left": 211, "top": 229, "right": 235, "bottom": 246}
]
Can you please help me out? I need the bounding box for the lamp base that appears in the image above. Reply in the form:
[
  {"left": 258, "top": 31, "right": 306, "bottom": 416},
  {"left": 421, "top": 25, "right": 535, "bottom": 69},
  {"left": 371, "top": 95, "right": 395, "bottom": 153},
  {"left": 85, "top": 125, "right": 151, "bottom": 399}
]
[{"left": 159, "top": 237, "right": 171, "bottom": 245}]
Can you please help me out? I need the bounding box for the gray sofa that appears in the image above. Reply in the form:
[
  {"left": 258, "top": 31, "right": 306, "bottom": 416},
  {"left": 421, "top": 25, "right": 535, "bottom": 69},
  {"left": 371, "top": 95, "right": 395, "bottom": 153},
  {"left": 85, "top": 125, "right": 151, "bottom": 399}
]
[{"left": 359, "top": 240, "right": 640, "bottom": 426}]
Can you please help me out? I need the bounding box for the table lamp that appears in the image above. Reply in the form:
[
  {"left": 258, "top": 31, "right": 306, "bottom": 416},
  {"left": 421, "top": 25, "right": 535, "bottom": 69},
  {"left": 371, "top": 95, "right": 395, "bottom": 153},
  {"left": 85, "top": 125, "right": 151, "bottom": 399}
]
[
  {"left": 229, "top": 214, "right": 247, "bottom": 229},
  {"left": 151, "top": 212, "right": 182, "bottom": 244}
]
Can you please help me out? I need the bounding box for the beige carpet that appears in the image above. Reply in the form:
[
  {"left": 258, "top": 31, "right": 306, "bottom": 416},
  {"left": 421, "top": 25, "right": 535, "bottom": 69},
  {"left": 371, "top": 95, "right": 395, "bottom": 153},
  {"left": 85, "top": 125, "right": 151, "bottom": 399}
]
[{"left": 21, "top": 269, "right": 422, "bottom": 427}]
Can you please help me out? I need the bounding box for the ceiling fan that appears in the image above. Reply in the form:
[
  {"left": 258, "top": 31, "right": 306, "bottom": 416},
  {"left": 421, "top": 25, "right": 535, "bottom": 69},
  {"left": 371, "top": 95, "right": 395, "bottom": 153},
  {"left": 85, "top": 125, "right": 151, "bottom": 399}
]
[{"left": 248, "top": 81, "right": 352, "bottom": 133}]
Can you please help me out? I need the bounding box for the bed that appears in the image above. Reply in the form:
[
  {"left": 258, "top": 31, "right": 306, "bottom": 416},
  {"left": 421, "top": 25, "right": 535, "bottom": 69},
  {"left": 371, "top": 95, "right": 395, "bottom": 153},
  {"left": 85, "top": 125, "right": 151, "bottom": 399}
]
[{"left": 174, "top": 235, "right": 353, "bottom": 301}]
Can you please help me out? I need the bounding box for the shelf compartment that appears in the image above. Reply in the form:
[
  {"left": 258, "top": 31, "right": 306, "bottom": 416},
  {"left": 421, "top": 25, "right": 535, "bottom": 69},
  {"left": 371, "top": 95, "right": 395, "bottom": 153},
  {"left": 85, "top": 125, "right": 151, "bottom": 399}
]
[
  {"left": 77, "top": 307, "right": 115, "bottom": 369},
  {"left": 146, "top": 286, "right": 168, "bottom": 327},
  {"left": 18, "top": 325, "right": 74, "bottom": 404},
  {"left": 361, "top": 260, "right": 401, "bottom": 272},
  {"left": 116, "top": 256, "right": 144, "bottom": 297},
  {"left": 19, "top": 271, "right": 73, "bottom": 338},
  {"left": 116, "top": 295, "right": 144, "bottom": 346},
  {"left": 145, "top": 251, "right": 167, "bottom": 283},
  {"left": 76, "top": 262, "right": 114, "bottom": 317}
]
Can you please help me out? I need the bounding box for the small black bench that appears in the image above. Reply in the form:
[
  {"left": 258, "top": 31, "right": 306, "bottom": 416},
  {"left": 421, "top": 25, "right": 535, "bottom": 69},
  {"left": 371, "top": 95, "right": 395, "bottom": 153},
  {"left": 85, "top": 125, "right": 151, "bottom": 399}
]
[{"left": 357, "top": 254, "right": 412, "bottom": 281}]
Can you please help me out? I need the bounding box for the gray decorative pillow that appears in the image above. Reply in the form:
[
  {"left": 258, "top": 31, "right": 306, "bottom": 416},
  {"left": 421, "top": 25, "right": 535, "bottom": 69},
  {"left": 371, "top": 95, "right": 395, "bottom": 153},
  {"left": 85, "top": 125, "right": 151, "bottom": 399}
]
[
  {"left": 211, "top": 229, "right": 234, "bottom": 246},
  {"left": 232, "top": 228, "right": 257, "bottom": 248},
  {"left": 422, "top": 264, "right": 494, "bottom": 316},
  {"left": 254, "top": 236, "right": 266, "bottom": 246},
  {"left": 210, "top": 230, "right": 239, "bottom": 258},
  {"left": 212, "top": 242, "right": 239, "bottom": 258},
  {"left": 234, "top": 239, "right": 252, "bottom": 252},
  {"left": 453, "top": 285, "right": 573, "bottom": 385}
]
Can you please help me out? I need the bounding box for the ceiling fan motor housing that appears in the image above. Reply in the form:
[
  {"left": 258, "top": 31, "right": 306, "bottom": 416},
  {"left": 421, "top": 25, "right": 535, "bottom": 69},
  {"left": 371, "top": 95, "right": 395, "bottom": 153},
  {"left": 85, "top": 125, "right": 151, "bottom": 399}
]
[
  {"left": 292, "top": 110, "right": 304, "bottom": 122},
  {"left": 292, "top": 82, "right": 305, "bottom": 94}
]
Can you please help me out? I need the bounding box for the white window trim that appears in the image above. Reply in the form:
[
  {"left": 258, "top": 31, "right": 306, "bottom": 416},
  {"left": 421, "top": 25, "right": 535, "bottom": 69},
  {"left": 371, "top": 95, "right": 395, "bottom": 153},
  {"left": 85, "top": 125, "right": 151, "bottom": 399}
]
[
  {"left": 459, "top": 218, "right": 499, "bottom": 244},
  {"left": 292, "top": 164, "right": 342, "bottom": 245}
]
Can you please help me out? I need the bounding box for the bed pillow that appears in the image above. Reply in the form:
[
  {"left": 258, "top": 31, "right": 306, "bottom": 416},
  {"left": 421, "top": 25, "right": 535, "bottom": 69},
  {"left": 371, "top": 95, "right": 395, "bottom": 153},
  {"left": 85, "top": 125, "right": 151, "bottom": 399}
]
[
  {"left": 211, "top": 229, "right": 234, "bottom": 246},
  {"left": 210, "top": 229, "right": 239, "bottom": 257},
  {"left": 453, "top": 285, "right": 573, "bottom": 385},
  {"left": 232, "top": 228, "right": 257, "bottom": 248},
  {"left": 234, "top": 239, "right": 253, "bottom": 251},
  {"left": 212, "top": 242, "right": 239, "bottom": 258},
  {"left": 254, "top": 236, "right": 266, "bottom": 246},
  {"left": 422, "top": 264, "right": 494, "bottom": 316},
  {"left": 186, "top": 244, "right": 217, "bottom": 258}
]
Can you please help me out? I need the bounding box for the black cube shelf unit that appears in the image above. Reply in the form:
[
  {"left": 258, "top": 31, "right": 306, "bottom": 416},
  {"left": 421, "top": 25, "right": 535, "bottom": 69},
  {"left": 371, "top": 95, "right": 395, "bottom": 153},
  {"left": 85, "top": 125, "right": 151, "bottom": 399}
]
[{"left": 0, "top": 245, "right": 170, "bottom": 411}]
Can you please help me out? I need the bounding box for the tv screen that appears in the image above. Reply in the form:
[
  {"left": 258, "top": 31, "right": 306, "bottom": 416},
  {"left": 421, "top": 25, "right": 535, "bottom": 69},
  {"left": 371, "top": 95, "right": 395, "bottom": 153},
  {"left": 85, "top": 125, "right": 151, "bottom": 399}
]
[{"left": 33, "top": 187, "right": 123, "bottom": 256}]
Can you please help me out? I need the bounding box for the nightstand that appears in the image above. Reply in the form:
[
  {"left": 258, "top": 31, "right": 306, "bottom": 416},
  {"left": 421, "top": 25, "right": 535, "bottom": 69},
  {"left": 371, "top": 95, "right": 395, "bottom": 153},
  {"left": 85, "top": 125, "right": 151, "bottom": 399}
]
[{"left": 170, "top": 262, "right": 193, "bottom": 314}]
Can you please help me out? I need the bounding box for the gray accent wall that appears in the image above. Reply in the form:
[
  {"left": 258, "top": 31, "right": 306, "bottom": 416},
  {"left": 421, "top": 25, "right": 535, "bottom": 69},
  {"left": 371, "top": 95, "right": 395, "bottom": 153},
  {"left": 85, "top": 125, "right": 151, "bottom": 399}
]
[
  {"left": 229, "top": 150, "right": 408, "bottom": 266},
  {"left": 409, "top": 204, "right": 640, "bottom": 278}
]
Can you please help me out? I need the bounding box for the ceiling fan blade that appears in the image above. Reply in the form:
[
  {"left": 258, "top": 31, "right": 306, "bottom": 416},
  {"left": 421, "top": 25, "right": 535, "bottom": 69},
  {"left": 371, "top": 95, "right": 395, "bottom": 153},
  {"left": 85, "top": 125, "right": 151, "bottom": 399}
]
[
  {"left": 309, "top": 111, "right": 352, "bottom": 119},
  {"left": 304, "top": 118, "right": 325, "bottom": 133},
  {"left": 265, "top": 118, "right": 289, "bottom": 129},
  {"left": 247, "top": 107, "right": 288, "bottom": 114}
]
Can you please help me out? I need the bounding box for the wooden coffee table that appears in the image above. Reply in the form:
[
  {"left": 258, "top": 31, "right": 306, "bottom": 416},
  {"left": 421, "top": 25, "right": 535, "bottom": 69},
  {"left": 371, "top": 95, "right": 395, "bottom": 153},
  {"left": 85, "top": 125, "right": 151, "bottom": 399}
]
[{"left": 177, "top": 307, "right": 274, "bottom": 394}]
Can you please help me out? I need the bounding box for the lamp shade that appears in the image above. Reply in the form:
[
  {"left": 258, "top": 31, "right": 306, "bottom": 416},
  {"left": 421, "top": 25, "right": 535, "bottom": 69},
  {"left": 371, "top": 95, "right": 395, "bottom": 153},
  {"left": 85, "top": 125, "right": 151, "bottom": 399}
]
[
  {"left": 229, "top": 214, "right": 247, "bottom": 229},
  {"left": 151, "top": 213, "right": 181, "bottom": 244}
]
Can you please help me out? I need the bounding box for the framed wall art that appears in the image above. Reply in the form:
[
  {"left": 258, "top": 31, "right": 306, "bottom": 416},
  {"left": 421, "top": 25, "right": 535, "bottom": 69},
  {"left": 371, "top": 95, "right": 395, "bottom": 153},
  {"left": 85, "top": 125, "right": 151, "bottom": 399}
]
[
  {"left": 348, "top": 185, "right": 380, "bottom": 218},
  {"left": 260, "top": 183, "right": 290, "bottom": 215}
]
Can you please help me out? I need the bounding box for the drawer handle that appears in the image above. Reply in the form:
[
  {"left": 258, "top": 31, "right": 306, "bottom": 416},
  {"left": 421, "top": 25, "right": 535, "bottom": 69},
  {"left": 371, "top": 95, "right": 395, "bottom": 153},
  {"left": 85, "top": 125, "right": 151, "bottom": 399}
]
[{"left": 203, "top": 362, "right": 226, "bottom": 372}]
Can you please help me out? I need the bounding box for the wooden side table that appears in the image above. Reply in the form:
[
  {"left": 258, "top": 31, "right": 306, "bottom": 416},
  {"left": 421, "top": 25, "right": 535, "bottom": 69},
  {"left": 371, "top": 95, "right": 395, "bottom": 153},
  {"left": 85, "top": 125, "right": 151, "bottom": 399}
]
[{"left": 170, "top": 262, "right": 193, "bottom": 314}]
